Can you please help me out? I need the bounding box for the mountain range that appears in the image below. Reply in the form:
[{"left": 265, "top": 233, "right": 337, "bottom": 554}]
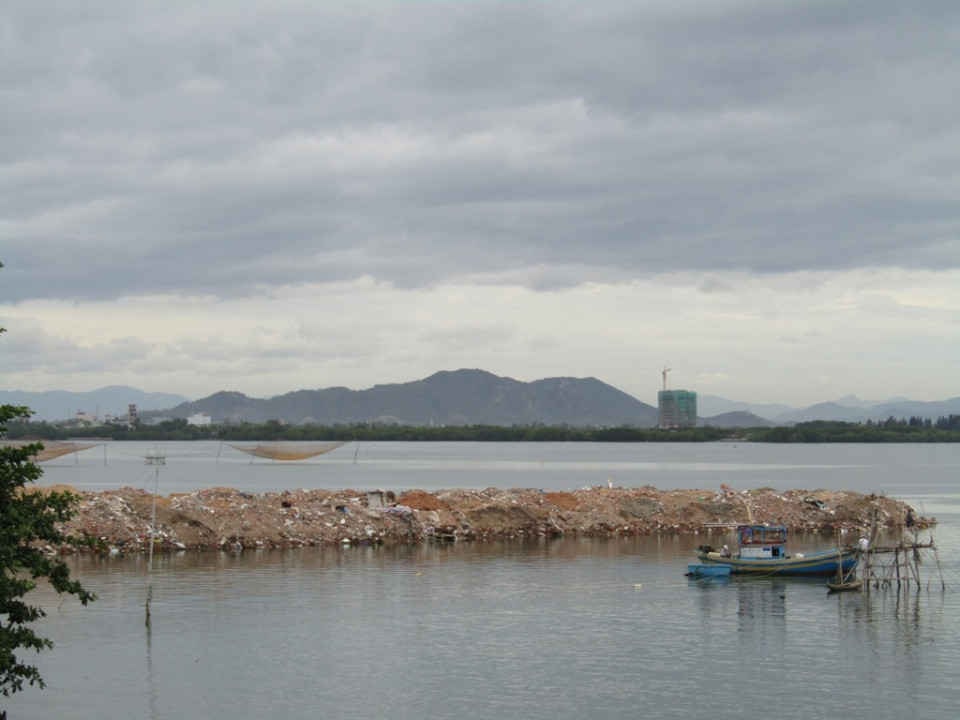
[
  {"left": 699, "top": 393, "right": 960, "bottom": 424},
  {"left": 151, "top": 369, "right": 662, "bottom": 427},
  {"left": 4, "top": 372, "right": 958, "bottom": 426},
  {"left": 0, "top": 386, "right": 189, "bottom": 422}
]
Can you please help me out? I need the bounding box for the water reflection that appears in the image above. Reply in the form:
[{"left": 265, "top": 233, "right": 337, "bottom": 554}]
[
  {"left": 7, "top": 527, "right": 958, "bottom": 719},
  {"left": 38, "top": 440, "right": 960, "bottom": 496},
  {"left": 145, "top": 624, "right": 158, "bottom": 720}
]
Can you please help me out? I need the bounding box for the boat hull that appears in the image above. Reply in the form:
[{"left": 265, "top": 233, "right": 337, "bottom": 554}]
[
  {"left": 688, "top": 563, "right": 732, "bottom": 577},
  {"left": 827, "top": 579, "right": 863, "bottom": 592},
  {"left": 697, "top": 549, "right": 857, "bottom": 576}
]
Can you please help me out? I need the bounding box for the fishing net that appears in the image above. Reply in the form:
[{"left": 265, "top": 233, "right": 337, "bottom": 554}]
[{"left": 229, "top": 441, "right": 346, "bottom": 461}]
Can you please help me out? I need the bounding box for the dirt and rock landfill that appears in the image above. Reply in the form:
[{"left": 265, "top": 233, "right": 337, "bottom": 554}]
[{"left": 46, "top": 483, "right": 929, "bottom": 555}]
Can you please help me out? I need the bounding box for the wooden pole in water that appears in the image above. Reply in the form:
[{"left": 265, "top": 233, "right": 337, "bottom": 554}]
[
  {"left": 836, "top": 530, "right": 842, "bottom": 585},
  {"left": 910, "top": 543, "right": 922, "bottom": 587},
  {"left": 862, "top": 541, "right": 870, "bottom": 593},
  {"left": 146, "top": 464, "right": 157, "bottom": 628},
  {"left": 932, "top": 540, "right": 946, "bottom": 590},
  {"left": 869, "top": 507, "right": 882, "bottom": 589},
  {"left": 895, "top": 545, "right": 901, "bottom": 589},
  {"left": 144, "top": 450, "right": 164, "bottom": 628}
]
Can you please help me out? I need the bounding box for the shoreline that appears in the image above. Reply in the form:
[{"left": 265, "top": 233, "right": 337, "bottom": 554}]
[{"left": 48, "top": 485, "right": 928, "bottom": 554}]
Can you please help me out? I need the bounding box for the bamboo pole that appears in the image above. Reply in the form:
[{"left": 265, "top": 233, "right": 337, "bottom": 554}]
[{"left": 932, "top": 541, "right": 946, "bottom": 590}]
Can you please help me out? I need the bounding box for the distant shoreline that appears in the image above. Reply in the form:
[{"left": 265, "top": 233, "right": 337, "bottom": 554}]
[{"left": 7, "top": 418, "right": 960, "bottom": 444}]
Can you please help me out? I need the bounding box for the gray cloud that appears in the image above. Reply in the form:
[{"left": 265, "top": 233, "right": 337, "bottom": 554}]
[
  {"left": 3, "top": 0, "right": 960, "bottom": 301},
  {"left": 0, "top": 323, "right": 156, "bottom": 375}
]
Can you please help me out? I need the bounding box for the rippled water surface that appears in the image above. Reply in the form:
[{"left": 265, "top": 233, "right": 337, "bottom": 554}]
[{"left": 8, "top": 442, "right": 960, "bottom": 719}]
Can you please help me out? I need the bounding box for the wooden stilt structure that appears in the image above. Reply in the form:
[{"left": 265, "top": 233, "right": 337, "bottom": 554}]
[{"left": 857, "top": 512, "right": 945, "bottom": 593}]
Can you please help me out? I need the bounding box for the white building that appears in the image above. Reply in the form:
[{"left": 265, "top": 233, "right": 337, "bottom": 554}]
[{"left": 186, "top": 413, "right": 213, "bottom": 426}]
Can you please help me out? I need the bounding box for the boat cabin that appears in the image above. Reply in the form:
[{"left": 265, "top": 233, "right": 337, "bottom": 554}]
[{"left": 736, "top": 525, "right": 787, "bottom": 559}]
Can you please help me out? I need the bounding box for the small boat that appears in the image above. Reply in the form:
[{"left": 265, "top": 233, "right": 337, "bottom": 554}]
[
  {"left": 696, "top": 525, "right": 858, "bottom": 577},
  {"left": 826, "top": 538, "right": 861, "bottom": 592},
  {"left": 827, "top": 579, "right": 863, "bottom": 593},
  {"left": 687, "top": 563, "right": 732, "bottom": 578}
]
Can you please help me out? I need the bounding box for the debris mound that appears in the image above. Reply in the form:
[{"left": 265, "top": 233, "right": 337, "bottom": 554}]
[{"left": 52, "top": 485, "right": 929, "bottom": 555}]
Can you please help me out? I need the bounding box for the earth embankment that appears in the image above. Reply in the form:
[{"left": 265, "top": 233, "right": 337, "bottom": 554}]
[{"left": 48, "top": 484, "right": 928, "bottom": 554}]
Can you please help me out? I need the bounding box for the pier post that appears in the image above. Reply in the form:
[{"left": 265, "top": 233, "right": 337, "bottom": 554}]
[{"left": 894, "top": 545, "right": 901, "bottom": 588}]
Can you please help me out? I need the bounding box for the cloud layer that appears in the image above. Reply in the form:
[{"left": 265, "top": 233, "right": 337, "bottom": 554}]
[
  {"left": 3, "top": 1, "right": 960, "bottom": 302},
  {"left": 3, "top": 269, "right": 958, "bottom": 404},
  {"left": 3, "top": 2, "right": 959, "bottom": 403}
]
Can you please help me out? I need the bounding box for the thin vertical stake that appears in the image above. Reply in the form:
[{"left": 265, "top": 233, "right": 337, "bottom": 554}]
[{"left": 144, "top": 449, "right": 164, "bottom": 627}]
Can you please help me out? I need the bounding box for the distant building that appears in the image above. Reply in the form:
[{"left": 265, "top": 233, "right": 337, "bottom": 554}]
[
  {"left": 658, "top": 390, "right": 697, "bottom": 429},
  {"left": 127, "top": 403, "right": 138, "bottom": 427},
  {"left": 75, "top": 410, "right": 97, "bottom": 425},
  {"left": 187, "top": 413, "right": 212, "bottom": 426}
]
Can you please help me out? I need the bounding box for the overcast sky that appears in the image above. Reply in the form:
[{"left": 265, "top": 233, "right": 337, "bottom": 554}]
[{"left": 2, "top": 0, "right": 959, "bottom": 405}]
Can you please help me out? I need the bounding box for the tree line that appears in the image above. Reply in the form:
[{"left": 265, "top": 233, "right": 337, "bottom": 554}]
[
  {"left": 746, "top": 416, "right": 960, "bottom": 443},
  {"left": 6, "top": 415, "right": 960, "bottom": 442}
]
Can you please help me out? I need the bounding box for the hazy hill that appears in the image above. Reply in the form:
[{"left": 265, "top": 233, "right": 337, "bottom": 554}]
[
  {"left": 700, "top": 394, "right": 960, "bottom": 424},
  {"left": 869, "top": 398, "right": 960, "bottom": 420},
  {"left": 156, "top": 369, "right": 660, "bottom": 427},
  {"left": 773, "top": 401, "right": 870, "bottom": 424},
  {"left": 0, "top": 386, "right": 189, "bottom": 421},
  {"left": 772, "top": 397, "right": 960, "bottom": 424},
  {"left": 11, "top": 377, "right": 957, "bottom": 427},
  {"left": 699, "top": 411, "right": 775, "bottom": 428},
  {"left": 697, "top": 394, "right": 795, "bottom": 420}
]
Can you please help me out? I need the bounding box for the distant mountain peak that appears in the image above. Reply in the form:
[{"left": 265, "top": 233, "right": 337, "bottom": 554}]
[
  {"left": 153, "top": 369, "right": 659, "bottom": 427},
  {"left": 208, "top": 390, "right": 249, "bottom": 400}
]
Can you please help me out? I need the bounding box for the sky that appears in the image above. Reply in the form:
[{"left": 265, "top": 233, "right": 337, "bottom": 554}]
[{"left": 2, "top": 0, "right": 959, "bottom": 405}]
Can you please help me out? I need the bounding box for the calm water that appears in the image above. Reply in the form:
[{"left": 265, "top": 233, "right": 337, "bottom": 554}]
[{"left": 7, "top": 442, "right": 960, "bottom": 719}]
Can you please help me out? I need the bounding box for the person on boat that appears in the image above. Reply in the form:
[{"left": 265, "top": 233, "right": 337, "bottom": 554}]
[{"left": 720, "top": 544, "right": 731, "bottom": 558}]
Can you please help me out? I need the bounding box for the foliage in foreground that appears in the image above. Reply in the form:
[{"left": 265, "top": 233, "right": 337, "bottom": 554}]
[{"left": 1, "top": 301, "right": 94, "bottom": 697}]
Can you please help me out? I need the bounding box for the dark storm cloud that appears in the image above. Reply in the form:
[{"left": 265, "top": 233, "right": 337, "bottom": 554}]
[{"left": 3, "top": 0, "right": 959, "bottom": 301}]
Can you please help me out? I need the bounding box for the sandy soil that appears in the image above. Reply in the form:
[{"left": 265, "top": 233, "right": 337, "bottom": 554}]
[{"left": 42, "top": 484, "right": 928, "bottom": 554}]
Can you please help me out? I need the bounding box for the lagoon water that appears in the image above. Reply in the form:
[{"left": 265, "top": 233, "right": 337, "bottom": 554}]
[{"left": 8, "top": 442, "right": 960, "bottom": 719}]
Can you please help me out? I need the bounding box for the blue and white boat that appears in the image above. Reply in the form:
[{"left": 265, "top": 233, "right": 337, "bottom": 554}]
[
  {"left": 687, "top": 563, "right": 732, "bottom": 578},
  {"left": 696, "top": 525, "right": 857, "bottom": 577}
]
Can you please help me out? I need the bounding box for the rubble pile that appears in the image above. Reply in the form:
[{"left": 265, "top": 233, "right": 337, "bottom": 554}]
[{"left": 53, "top": 485, "right": 928, "bottom": 554}]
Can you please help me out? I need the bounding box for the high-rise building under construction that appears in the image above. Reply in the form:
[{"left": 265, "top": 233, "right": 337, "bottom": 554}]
[{"left": 658, "top": 389, "right": 697, "bottom": 429}]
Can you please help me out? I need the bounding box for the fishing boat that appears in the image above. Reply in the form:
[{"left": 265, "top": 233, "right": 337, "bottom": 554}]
[
  {"left": 826, "top": 539, "right": 862, "bottom": 592},
  {"left": 687, "top": 563, "right": 732, "bottom": 578},
  {"left": 696, "top": 525, "right": 858, "bottom": 577},
  {"left": 826, "top": 578, "right": 863, "bottom": 592}
]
